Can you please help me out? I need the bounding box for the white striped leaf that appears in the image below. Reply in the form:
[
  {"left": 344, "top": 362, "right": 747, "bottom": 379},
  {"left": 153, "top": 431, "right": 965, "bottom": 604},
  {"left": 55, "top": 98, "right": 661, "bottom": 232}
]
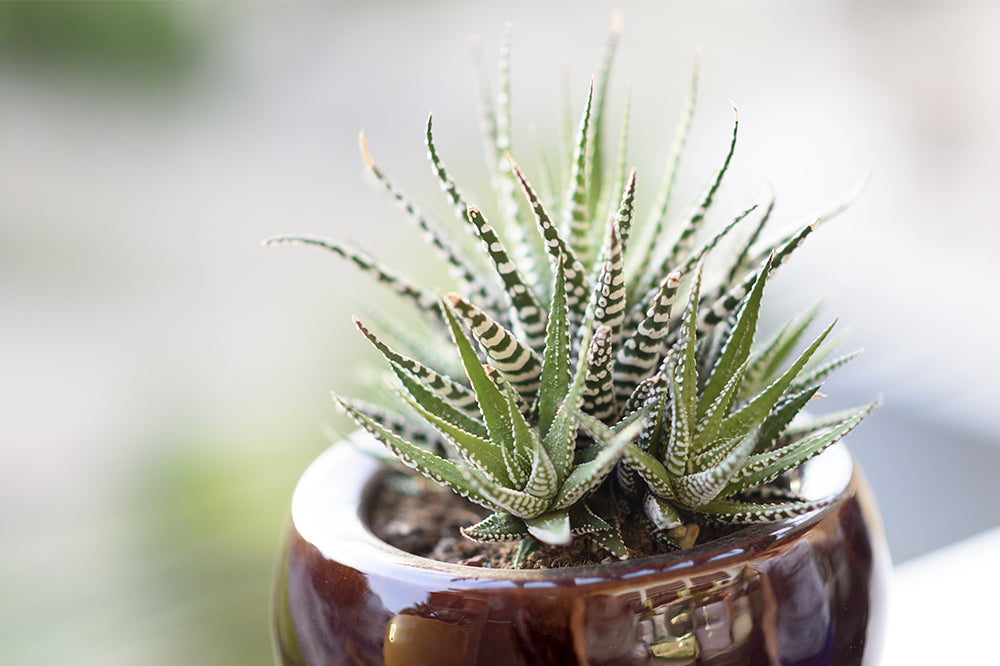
[
  {"left": 360, "top": 129, "right": 495, "bottom": 308},
  {"left": 721, "top": 399, "right": 879, "bottom": 497},
  {"left": 463, "top": 205, "right": 548, "bottom": 351},
  {"left": 694, "top": 496, "right": 836, "bottom": 525},
  {"left": 441, "top": 298, "right": 515, "bottom": 455},
  {"left": 674, "top": 428, "right": 758, "bottom": 507},
  {"left": 354, "top": 316, "right": 478, "bottom": 413},
  {"left": 263, "top": 236, "right": 437, "bottom": 316},
  {"left": 334, "top": 395, "right": 487, "bottom": 507},
  {"left": 562, "top": 79, "right": 595, "bottom": 267},
  {"left": 445, "top": 293, "right": 543, "bottom": 399},
  {"left": 462, "top": 511, "right": 529, "bottom": 542},
  {"left": 395, "top": 387, "right": 512, "bottom": 488},
  {"left": 510, "top": 159, "right": 591, "bottom": 320}
]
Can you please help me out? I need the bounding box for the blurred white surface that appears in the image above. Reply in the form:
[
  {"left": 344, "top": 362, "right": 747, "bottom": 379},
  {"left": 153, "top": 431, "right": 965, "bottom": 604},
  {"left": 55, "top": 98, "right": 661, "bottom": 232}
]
[{"left": 885, "top": 525, "right": 1000, "bottom": 664}]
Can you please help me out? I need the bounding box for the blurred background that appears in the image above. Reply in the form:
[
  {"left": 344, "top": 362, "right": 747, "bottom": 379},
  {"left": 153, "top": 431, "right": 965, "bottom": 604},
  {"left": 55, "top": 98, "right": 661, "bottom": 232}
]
[{"left": 1, "top": 1, "right": 998, "bottom": 664}]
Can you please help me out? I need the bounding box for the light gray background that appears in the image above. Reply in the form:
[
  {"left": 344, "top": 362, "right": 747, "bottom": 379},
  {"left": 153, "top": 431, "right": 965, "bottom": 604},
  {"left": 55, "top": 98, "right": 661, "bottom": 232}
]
[{"left": 2, "top": 2, "right": 997, "bottom": 663}]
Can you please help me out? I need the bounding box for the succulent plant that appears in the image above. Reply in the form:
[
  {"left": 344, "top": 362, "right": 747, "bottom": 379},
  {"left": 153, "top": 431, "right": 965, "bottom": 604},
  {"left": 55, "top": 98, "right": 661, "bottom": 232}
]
[{"left": 267, "top": 19, "right": 878, "bottom": 563}]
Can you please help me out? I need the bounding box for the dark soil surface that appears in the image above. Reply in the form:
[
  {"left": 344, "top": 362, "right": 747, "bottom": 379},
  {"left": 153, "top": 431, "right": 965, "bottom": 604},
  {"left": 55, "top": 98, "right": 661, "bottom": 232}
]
[{"left": 367, "top": 473, "right": 718, "bottom": 569}]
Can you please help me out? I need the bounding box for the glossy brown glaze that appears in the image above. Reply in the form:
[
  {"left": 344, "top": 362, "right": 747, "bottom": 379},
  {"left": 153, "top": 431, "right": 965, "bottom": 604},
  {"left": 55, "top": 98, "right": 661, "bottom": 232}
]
[{"left": 273, "top": 436, "right": 889, "bottom": 665}]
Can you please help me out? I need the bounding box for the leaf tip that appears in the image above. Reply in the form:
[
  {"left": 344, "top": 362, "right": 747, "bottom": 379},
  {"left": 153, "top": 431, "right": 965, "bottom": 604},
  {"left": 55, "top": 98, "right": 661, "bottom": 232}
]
[
  {"left": 502, "top": 150, "right": 519, "bottom": 172},
  {"left": 610, "top": 9, "right": 624, "bottom": 35},
  {"left": 359, "top": 130, "right": 374, "bottom": 171},
  {"left": 330, "top": 391, "right": 349, "bottom": 411},
  {"left": 351, "top": 314, "right": 368, "bottom": 333}
]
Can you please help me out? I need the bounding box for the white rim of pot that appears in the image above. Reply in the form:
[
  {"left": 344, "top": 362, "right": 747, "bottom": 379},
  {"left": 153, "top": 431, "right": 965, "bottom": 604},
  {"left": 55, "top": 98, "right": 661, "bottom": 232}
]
[{"left": 290, "top": 430, "right": 856, "bottom": 583}]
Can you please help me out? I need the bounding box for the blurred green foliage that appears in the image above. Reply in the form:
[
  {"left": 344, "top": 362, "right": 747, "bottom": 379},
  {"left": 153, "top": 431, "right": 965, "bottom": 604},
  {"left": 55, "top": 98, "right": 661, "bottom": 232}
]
[
  {"left": 0, "top": 1, "right": 205, "bottom": 83},
  {"left": 133, "top": 424, "right": 324, "bottom": 664}
]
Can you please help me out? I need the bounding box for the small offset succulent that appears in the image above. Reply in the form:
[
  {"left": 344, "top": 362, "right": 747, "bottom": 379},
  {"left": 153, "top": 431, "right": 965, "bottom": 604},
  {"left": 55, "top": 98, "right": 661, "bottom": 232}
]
[{"left": 268, "top": 19, "right": 878, "bottom": 562}]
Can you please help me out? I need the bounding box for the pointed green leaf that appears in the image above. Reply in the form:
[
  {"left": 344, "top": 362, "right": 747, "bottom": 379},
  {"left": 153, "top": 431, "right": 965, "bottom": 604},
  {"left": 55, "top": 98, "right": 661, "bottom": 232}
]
[
  {"left": 463, "top": 205, "right": 548, "bottom": 350},
  {"left": 584, "top": 11, "right": 622, "bottom": 219},
  {"left": 726, "top": 191, "right": 775, "bottom": 287},
  {"left": 389, "top": 362, "right": 488, "bottom": 440},
  {"left": 457, "top": 461, "right": 550, "bottom": 519},
  {"left": 756, "top": 386, "right": 821, "bottom": 452},
  {"left": 784, "top": 403, "right": 873, "bottom": 439},
  {"left": 612, "top": 167, "right": 637, "bottom": 257},
  {"left": 589, "top": 215, "right": 627, "bottom": 351},
  {"left": 644, "top": 493, "right": 684, "bottom": 530},
  {"left": 461, "top": 511, "right": 529, "bottom": 542},
  {"left": 621, "top": 443, "right": 676, "bottom": 500},
  {"left": 395, "top": 387, "right": 512, "bottom": 488},
  {"left": 552, "top": 410, "right": 643, "bottom": 510},
  {"left": 790, "top": 349, "right": 862, "bottom": 393},
  {"left": 698, "top": 252, "right": 775, "bottom": 420},
  {"left": 664, "top": 264, "right": 703, "bottom": 476},
  {"left": 700, "top": 219, "right": 817, "bottom": 330},
  {"left": 716, "top": 321, "right": 836, "bottom": 446},
  {"left": 502, "top": 385, "right": 533, "bottom": 488},
  {"left": 526, "top": 511, "right": 572, "bottom": 546},
  {"left": 695, "top": 497, "right": 836, "bottom": 524},
  {"left": 538, "top": 260, "right": 570, "bottom": 438},
  {"left": 354, "top": 299, "right": 461, "bottom": 376},
  {"left": 340, "top": 399, "right": 448, "bottom": 456},
  {"left": 334, "top": 395, "right": 487, "bottom": 506},
  {"left": 693, "top": 357, "right": 751, "bottom": 452},
  {"left": 629, "top": 54, "right": 699, "bottom": 295},
  {"left": 523, "top": 425, "right": 559, "bottom": 500},
  {"left": 440, "top": 298, "right": 514, "bottom": 454},
  {"left": 722, "top": 398, "right": 879, "bottom": 496},
  {"left": 423, "top": 115, "right": 478, "bottom": 227},
  {"left": 445, "top": 292, "right": 543, "bottom": 399},
  {"left": 510, "top": 159, "right": 591, "bottom": 319},
  {"left": 742, "top": 303, "right": 822, "bottom": 397},
  {"left": 591, "top": 524, "right": 628, "bottom": 560},
  {"left": 630, "top": 366, "right": 671, "bottom": 461},
  {"left": 361, "top": 129, "right": 494, "bottom": 307},
  {"left": 541, "top": 322, "right": 593, "bottom": 483},
  {"left": 675, "top": 428, "right": 758, "bottom": 507},
  {"left": 263, "top": 236, "right": 438, "bottom": 316},
  {"left": 569, "top": 502, "right": 613, "bottom": 536},
  {"left": 581, "top": 324, "right": 616, "bottom": 420},
  {"left": 354, "top": 316, "right": 478, "bottom": 412},
  {"left": 662, "top": 106, "right": 738, "bottom": 269},
  {"left": 562, "top": 78, "right": 595, "bottom": 267}
]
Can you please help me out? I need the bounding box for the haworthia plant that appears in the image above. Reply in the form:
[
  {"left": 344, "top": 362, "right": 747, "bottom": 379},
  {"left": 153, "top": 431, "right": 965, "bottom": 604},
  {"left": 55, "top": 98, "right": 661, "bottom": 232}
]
[{"left": 268, "top": 18, "right": 878, "bottom": 564}]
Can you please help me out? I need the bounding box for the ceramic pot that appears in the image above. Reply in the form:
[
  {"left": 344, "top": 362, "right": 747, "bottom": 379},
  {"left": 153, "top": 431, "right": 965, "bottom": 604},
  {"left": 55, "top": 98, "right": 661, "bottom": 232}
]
[{"left": 272, "top": 434, "right": 888, "bottom": 665}]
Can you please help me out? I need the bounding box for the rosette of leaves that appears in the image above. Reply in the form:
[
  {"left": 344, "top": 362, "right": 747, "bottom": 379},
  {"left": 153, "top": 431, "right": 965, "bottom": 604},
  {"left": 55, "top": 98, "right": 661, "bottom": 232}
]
[{"left": 267, "top": 19, "right": 878, "bottom": 560}]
